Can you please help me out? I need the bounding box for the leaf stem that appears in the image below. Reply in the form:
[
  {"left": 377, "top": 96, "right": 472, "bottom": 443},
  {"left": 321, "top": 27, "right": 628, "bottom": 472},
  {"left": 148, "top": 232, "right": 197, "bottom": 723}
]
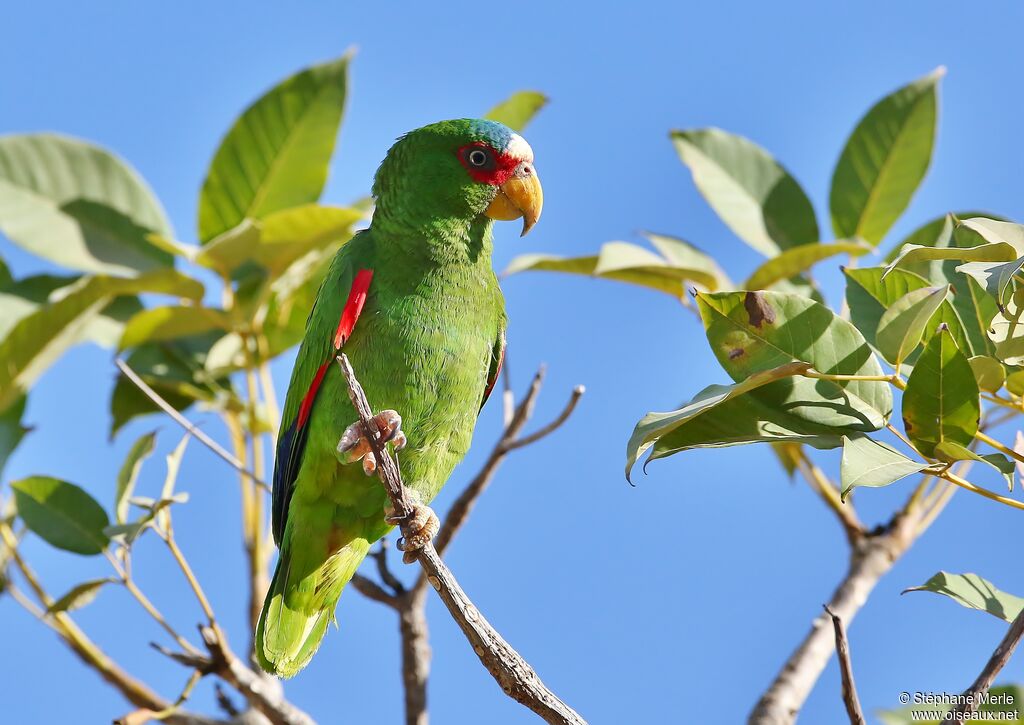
[
  {"left": 976, "top": 431, "right": 1024, "bottom": 467},
  {"left": 938, "top": 468, "right": 1024, "bottom": 511}
]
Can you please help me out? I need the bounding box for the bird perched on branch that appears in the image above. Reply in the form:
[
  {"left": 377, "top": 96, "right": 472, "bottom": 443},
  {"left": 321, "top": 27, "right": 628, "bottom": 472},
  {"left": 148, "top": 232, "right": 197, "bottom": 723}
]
[{"left": 256, "top": 119, "right": 543, "bottom": 677}]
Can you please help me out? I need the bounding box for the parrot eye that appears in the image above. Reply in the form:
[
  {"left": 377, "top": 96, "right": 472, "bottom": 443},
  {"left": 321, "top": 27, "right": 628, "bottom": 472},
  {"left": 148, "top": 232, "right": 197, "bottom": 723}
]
[{"left": 459, "top": 144, "right": 496, "bottom": 172}]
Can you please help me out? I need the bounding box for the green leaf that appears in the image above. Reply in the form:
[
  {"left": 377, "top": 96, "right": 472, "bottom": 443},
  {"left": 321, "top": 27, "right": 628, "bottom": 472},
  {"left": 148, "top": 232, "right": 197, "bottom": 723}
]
[
  {"left": 625, "top": 361, "right": 812, "bottom": 479},
  {"left": 643, "top": 232, "right": 732, "bottom": 290},
  {"left": 645, "top": 389, "right": 843, "bottom": 466},
  {"left": 743, "top": 240, "right": 869, "bottom": 291},
  {"left": 484, "top": 91, "right": 548, "bottom": 132},
  {"left": 505, "top": 239, "right": 726, "bottom": 296},
  {"left": 11, "top": 476, "right": 110, "bottom": 555},
  {"left": 0, "top": 255, "right": 11, "bottom": 288},
  {"left": 198, "top": 53, "right": 351, "bottom": 243},
  {"left": 956, "top": 258, "right": 1024, "bottom": 307},
  {"left": 988, "top": 288, "right": 1024, "bottom": 365},
  {"left": 671, "top": 128, "right": 818, "bottom": 256},
  {"left": 902, "top": 326, "right": 979, "bottom": 459},
  {"left": 0, "top": 274, "right": 141, "bottom": 352},
  {"left": 0, "top": 270, "right": 204, "bottom": 413},
  {"left": 829, "top": 68, "right": 942, "bottom": 245},
  {"left": 885, "top": 211, "right": 1004, "bottom": 262},
  {"left": 885, "top": 239, "right": 1018, "bottom": 278},
  {"left": 697, "top": 290, "right": 893, "bottom": 431},
  {"left": 839, "top": 435, "right": 928, "bottom": 500},
  {"left": 904, "top": 571, "right": 1024, "bottom": 623},
  {"left": 844, "top": 266, "right": 929, "bottom": 348},
  {"left": 875, "top": 286, "right": 949, "bottom": 366},
  {"left": 114, "top": 431, "right": 156, "bottom": 524},
  {"left": 0, "top": 395, "right": 30, "bottom": 478},
  {"left": 969, "top": 356, "right": 1005, "bottom": 393},
  {"left": 934, "top": 442, "right": 1015, "bottom": 491},
  {"left": 0, "top": 134, "right": 172, "bottom": 275},
  {"left": 119, "top": 306, "right": 232, "bottom": 350},
  {"left": 957, "top": 217, "right": 1024, "bottom": 251},
  {"left": 1007, "top": 371, "right": 1024, "bottom": 397},
  {"left": 47, "top": 577, "right": 118, "bottom": 614},
  {"left": 196, "top": 205, "right": 361, "bottom": 278}
]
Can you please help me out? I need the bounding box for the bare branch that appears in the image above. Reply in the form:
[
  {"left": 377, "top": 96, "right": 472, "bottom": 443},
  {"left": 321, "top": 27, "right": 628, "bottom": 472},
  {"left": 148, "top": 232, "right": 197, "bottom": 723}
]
[
  {"left": 398, "top": 588, "right": 431, "bottom": 725},
  {"left": 0, "top": 524, "right": 224, "bottom": 725},
  {"left": 433, "top": 368, "right": 583, "bottom": 559},
  {"left": 951, "top": 606, "right": 1024, "bottom": 719},
  {"left": 500, "top": 385, "right": 585, "bottom": 453},
  {"left": 750, "top": 513, "right": 917, "bottom": 725},
  {"left": 350, "top": 573, "right": 398, "bottom": 607},
  {"left": 372, "top": 539, "right": 406, "bottom": 595},
  {"left": 335, "top": 353, "right": 586, "bottom": 725},
  {"left": 823, "top": 606, "right": 865, "bottom": 725},
  {"left": 115, "top": 359, "right": 269, "bottom": 493}
]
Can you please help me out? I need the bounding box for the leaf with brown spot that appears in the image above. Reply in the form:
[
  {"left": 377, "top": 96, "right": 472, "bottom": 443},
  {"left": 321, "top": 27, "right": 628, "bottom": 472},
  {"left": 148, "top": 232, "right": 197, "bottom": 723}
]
[{"left": 698, "top": 290, "right": 892, "bottom": 431}]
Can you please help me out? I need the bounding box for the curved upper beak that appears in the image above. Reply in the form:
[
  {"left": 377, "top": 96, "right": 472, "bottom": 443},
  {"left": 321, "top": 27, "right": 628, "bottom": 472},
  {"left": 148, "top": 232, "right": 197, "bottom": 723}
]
[{"left": 484, "top": 162, "right": 543, "bottom": 236}]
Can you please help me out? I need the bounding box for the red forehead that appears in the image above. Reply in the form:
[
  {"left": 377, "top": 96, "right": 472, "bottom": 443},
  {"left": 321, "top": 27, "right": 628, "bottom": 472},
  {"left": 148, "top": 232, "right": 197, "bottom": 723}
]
[{"left": 456, "top": 141, "right": 521, "bottom": 186}]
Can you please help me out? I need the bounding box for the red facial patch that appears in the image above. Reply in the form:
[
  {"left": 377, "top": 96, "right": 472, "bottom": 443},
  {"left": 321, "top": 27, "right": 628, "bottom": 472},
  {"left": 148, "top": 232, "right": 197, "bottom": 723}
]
[{"left": 456, "top": 142, "right": 520, "bottom": 186}]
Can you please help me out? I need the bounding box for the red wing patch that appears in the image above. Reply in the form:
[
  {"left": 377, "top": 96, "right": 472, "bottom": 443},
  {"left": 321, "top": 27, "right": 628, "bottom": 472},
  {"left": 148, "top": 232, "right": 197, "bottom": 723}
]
[
  {"left": 334, "top": 269, "right": 374, "bottom": 349},
  {"left": 296, "top": 269, "right": 374, "bottom": 431}
]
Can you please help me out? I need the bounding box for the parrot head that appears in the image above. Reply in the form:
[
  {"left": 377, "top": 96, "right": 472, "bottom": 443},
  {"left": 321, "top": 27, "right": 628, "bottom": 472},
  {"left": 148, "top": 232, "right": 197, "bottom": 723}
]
[{"left": 372, "top": 118, "right": 543, "bottom": 237}]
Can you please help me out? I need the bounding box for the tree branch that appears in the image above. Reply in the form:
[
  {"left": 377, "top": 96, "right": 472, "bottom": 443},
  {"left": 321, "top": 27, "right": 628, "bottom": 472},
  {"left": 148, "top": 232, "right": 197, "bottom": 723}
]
[
  {"left": 823, "top": 606, "right": 865, "bottom": 725},
  {"left": 749, "top": 512, "right": 917, "bottom": 725},
  {"left": 115, "top": 359, "right": 269, "bottom": 493},
  {"left": 951, "top": 606, "right": 1024, "bottom": 719},
  {"left": 335, "top": 353, "right": 586, "bottom": 725}
]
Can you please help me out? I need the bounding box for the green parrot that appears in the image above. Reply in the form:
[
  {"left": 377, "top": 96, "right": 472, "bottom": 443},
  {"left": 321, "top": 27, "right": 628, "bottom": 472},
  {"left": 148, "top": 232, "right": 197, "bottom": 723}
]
[{"left": 256, "top": 119, "right": 543, "bottom": 677}]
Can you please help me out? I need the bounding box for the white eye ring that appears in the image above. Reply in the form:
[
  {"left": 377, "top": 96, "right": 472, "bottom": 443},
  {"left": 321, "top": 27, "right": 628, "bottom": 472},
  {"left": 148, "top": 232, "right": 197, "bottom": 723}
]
[{"left": 468, "top": 148, "right": 488, "bottom": 167}]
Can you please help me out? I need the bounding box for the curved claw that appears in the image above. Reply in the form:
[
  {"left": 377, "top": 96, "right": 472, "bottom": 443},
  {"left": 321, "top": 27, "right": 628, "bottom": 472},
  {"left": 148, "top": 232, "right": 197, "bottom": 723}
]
[
  {"left": 337, "top": 410, "right": 406, "bottom": 475},
  {"left": 387, "top": 504, "right": 440, "bottom": 564}
]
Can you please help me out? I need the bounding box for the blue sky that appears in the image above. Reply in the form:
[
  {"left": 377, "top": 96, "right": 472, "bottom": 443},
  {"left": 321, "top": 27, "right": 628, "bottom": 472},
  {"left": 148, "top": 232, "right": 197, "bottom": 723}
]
[{"left": 3, "top": 2, "right": 1024, "bottom": 723}]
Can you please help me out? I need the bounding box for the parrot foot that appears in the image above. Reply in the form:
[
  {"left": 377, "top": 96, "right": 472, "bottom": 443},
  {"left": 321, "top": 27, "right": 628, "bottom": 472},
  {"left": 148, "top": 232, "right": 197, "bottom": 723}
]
[
  {"left": 386, "top": 501, "right": 440, "bottom": 564},
  {"left": 336, "top": 410, "right": 407, "bottom": 476}
]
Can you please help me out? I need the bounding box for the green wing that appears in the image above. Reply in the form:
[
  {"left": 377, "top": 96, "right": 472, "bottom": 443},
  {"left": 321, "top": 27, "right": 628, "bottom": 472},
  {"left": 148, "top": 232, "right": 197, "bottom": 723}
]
[{"left": 271, "top": 251, "right": 354, "bottom": 545}]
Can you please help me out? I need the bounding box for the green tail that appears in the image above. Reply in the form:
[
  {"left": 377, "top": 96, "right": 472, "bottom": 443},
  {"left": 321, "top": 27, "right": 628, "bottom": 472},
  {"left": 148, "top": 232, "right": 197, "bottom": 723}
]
[{"left": 255, "top": 539, "right": 370, "bottom": 678}]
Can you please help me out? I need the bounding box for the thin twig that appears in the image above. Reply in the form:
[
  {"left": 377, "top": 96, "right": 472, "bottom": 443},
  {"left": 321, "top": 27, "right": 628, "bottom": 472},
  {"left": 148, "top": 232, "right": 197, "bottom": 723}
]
[
  {"left": 372, "top": 539, "right": 405, "bottom": 594},
  {"left": 335, "top": 353, "right": 586, "bottom": 725},
  {"left": 824, "top": 606, "right": 865, "bottom": 725},
  {"left": 1, "top": 524, "right": 219, "bottom": 724},
  {"left": 500, "top": 385, "right": 585, "bottom": 453},
  {"left": 793, "top": 449, "right": 864, "bottom": 544},
  {"left": 114, "top": 359, "right": 269, "bottom": 493},
  {"left": 951, "top": 607, "right": 1024, "bottom": 719}
]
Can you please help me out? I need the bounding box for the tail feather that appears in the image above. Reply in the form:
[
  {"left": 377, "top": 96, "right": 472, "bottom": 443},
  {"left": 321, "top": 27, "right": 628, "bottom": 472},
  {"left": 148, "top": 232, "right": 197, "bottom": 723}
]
[{"left": 256, "top": 539, "right": 370, "bottom": 678}]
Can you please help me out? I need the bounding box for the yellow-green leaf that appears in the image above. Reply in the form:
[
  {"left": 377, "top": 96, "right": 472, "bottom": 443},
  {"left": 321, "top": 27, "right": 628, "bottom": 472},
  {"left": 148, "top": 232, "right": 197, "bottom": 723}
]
[
  {"left": 0, "top": 271, "right": 204, "bottom": 413},
  {"left": 198, "top": 53, "right": 351, "bottom": 242},
  {"left": 484, "top": 91, "right": 548, "bottom": 132},
  {"left": 744, "top": 240, "right": 870, "bottom": 291},
  {"left": 830, "top": 69, "right": 942, "bottom": 245}
]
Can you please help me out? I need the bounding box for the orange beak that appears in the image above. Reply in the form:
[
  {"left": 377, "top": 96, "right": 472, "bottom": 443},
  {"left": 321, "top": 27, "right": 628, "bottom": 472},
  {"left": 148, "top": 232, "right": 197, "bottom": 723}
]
[{"left": 484, "top": 162, "right": 543, "bottom": 236}]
